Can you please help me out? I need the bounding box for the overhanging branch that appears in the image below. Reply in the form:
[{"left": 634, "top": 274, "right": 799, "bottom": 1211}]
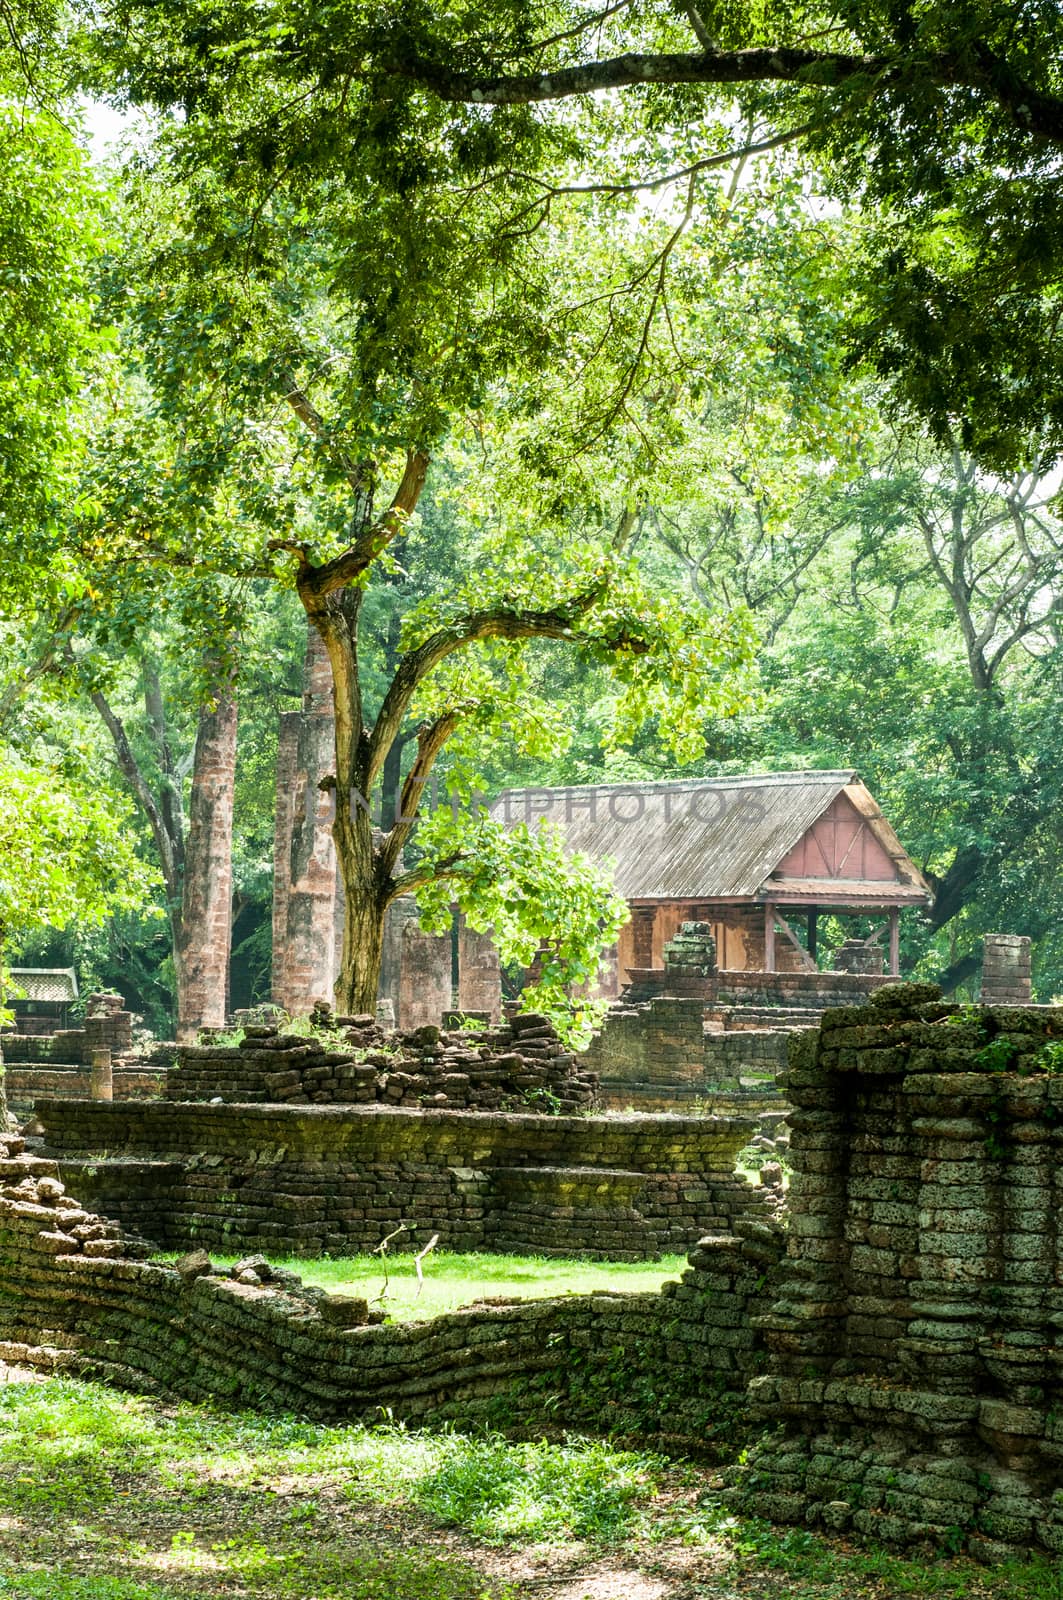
[{"left": 384, "top": 44, "right": 1063, "bottom": 143}]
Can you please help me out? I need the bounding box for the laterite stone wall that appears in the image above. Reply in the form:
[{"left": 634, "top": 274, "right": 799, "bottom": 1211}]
[
  {"left": 743, "top": 984, "right": 1063, "bottom": 1559},
  {"left": 170, "top": 1012, "right": 598, "bottom": 1114},
  {"left": 35, "top": 1100, "right": 765, "bottom": 1260},
  {"left": 0, "top": 1130, "right": 779, "bottom": 1451}
]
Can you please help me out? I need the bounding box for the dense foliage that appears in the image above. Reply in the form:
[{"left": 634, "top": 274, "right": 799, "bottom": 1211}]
[{"left": 2, "top": 0, "right": 1063, "bottom": 1021}]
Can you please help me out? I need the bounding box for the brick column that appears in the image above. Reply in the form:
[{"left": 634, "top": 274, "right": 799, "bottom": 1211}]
[
  {"left": 980, "top": 934, "right": 1032, "bottom": 1004},
  {"left": 394, "top": 898, "right": 452, "bottom": 1029},
  {"left": 456, "top": 916, "right": 502, "bottom": 1021},
  {"left": 271, "top": 627, "right": 340, "bottom": 1014},
  {"left": 176, "top": 689, "right": 238, "bottom": 1039}
]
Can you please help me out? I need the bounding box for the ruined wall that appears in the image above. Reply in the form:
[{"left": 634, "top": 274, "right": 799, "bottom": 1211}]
[
  {"left": 0, "top": 1128, "right": 780, "bottom": 1448},
  {"left": 36, "top": 1100, "right": 764, "bottom": 1260},
  {"left": 744, "top": 984, "right": 1063, "bottom": 1559},
  {"left": 395, "top": 899, "right": 453, "bottom": 1030},
  {"left": 714, "top": 968, "right": 894, "bottom": 1008},
  {"left": 455, "top": 916, "right": 502, "bottom": 1022},
  {"left": 584, "top": 994, "right": 788, "bottom": 1112},
  {"left": 2, "top": 996, "right": 168, "bottom": 1114},
  {"left": 168, "top": 1012, "right": 597, "bottom": 1113},
  {"left": 3, "top": 993, "right": 135, "bottom": 1067},
  {"left": 5, "top": 1065, "right": 165, "bottom": 1113},
  {"left": 13, "top": 983, "right": 1063, "bottom": 1556}
]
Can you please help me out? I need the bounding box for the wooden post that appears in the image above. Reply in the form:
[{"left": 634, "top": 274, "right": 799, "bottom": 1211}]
[
  {"left": 808, "top": 908, "right": 818, "bottom": 965},
  {"left": 90, "top": 1048, "right": 113, "bottom": 1102},
  {"left": 764, "top": 903, "right": 776, "bottom": 973},
  {"left": 889, "top": 909, "right": 900, "bottom": 977}
]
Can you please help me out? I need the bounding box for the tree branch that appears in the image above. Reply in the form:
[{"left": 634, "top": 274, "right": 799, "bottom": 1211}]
[
  {"left": 386, "top": 43, "right": 1063, "bottom": 143},
  {"left": 87, "top": 684, "right": 181, "bottom": 908},
  {"left": 366, "top": 505, "right": 638, "bottom": 792},
  {"left": 280, "top": 374, "right": 376, "bottom": 515},
  {"left": 0, "top": 607, "right": 76, "bottom": 733},
  {"left": 377, "top": 711, "right": 462, "bottom": 878},
  {"left": 387, "top": 852, "right": 469, "bottom": 905},
  {"left": 295, "top": 448, "right": 430, "bottom": 608}
]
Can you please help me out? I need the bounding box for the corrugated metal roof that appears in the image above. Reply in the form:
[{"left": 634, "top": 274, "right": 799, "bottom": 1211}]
[
  {"left": 9, "top": 968, "right": 78, "bottom": 1003},
  {"left": 491, "top": 772, "right": 928, "bottom": 902}
]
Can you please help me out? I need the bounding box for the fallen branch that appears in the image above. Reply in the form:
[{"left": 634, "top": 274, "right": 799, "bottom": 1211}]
[{"left": 413, "top": 1233, "right": 440, "bottom": 1299}]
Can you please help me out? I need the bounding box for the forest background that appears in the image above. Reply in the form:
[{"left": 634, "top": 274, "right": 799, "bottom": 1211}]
[{"left": 5, "top": 0, "right": 1063, "bottom": 1033}]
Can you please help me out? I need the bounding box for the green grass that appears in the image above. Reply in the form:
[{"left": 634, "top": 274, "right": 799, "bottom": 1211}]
[
  {"left": 165, "top": 1249, "right": 686, "bottom": 1321},
  {"left": 1, "top": 1377, "right": 1062, "bottom": 1598}
]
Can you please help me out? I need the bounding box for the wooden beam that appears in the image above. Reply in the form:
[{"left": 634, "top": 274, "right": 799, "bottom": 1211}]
[
  {"left": 889, "top": 908, "right": 900, "bottom": 977},
  {"left": 764, "top": 902, "right": 776, "bottom": 973},
  {"left": 774, "top": 909, "right": 817, "bottom": 973},
  {"left": 807, "top": 908, "right": 818, "bottom": 965}
]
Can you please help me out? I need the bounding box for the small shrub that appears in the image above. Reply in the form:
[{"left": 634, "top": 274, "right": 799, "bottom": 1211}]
[
  {"left": 976, "top": 1036, "right": 1020, "bottom": 1072},
  {"left": 1037, "top": 1041, "right": 1063, "bottom": 1074}
]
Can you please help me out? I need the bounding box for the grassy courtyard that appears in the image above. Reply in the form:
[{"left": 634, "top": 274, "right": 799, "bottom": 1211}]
[
  {"left": 180, "top": 1250, "right": 688, "bottom": 1322},
  {"left": 1, "top": 1373, "right": 1061, "bottom": 1600}
]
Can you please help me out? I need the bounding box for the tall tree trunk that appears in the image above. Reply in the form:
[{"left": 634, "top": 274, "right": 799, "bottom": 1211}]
[
  {"left": 332, "top": 787, "right": 388, "bottom": 1015},
  {"left": 174, "top": 687, "right": 238, "bottom": 1040}
]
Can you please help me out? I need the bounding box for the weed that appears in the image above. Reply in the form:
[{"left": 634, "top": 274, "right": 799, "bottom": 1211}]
[
  {"left": 203, "top": 1025, "right": 246, "bottom": 1048},
  {"left": 976, "top": 1036, "right": 1021, "bottom": 1072},
  {"left": 518, "top": 1086, "right": 563, "bottom": 1115},
  {"left": 412, "top": 1432, "right": 661, "bottom": 1545}
]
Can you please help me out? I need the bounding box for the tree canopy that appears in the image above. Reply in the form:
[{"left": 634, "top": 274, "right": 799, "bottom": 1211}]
[
  {"left": 2, "top": 0, "right": 1062, "bottom": 1020},
  {"left": 91, "top": 0, "right": 1063, "bottom": 465}
]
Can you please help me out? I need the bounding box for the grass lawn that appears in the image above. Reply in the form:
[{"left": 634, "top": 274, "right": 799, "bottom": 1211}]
[
  {"left": 169, "top": 1250, "right": 688, "bottom": 1321},
  {"left": 1, "top": 1374, "right": 1062, "bottom": 1600}
]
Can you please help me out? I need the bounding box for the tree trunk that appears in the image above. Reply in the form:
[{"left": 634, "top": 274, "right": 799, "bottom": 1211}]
[
  {"left": 332, "top": 792, "right": 388, "bottom": 1015},
  {"left": 926, "top": 843, "right": 985, "bottom": 931},
  {"left": 174, "top": 688, "right": 238, "bottom": 1040}
]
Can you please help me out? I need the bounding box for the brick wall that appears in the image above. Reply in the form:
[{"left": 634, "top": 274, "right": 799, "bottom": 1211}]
[
  {"left": 35, "top": 1099, "right": 766, "bottom": 1260},
  {"left": 13, "top": 984, "right": 1063, "bottom": 1557},
  {"left": 170, "top": 1013, "right": 598, "bottom": 1113},
  {"left": 742, "top": 983, "right": 1063, "bottom": 1559},
  {"left": 2, "top": 993, "right": 135, "bottom": 1067},
  {"left": 584, "top": 993, "right": 789, "bottom": 1112},
  {"left": 0, "top": 1128, "right": 782, "bottom": 1448},
  {"left": 980, "top": 933, "right": 1033, "bottom": 1004},
  {"left": 5, "top": 1066, "right": 166, "bottom": 1113}
]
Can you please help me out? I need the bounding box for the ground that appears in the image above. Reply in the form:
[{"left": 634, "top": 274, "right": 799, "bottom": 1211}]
[
  {"left": 183, "top": 1251, "right": 687, "bottom": 1321},
  {"left": 2, "top": 1369, "right": 1062, "bottom": 1600}
]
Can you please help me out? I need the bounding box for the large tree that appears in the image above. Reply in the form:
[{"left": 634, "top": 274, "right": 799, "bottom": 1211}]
[{"left": 77, "top": 135, "right": 792, "bottom": 1013}]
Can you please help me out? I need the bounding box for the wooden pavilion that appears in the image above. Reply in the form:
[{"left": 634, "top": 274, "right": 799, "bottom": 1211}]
[{"left": 492, "top": 771, "right": 932, "bottom": 995}]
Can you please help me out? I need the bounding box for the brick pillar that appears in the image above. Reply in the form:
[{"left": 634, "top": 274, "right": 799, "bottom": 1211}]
[
  {"left": 271, "top": 711, "right": 299, "bottom": 1008},
  {"left": 83, "top": 993, "right": 133, "bottom": 1060},
  {"left": 394, "top": 898, "right": 452, "bottom": 1029},
  {"left": 456, "top": 916, "right": 502, "bottom": 1021},
  {"left": 662, "top": 921, "right": 717, "bottom": 998},
  {"left": 176, "top": 689, "right": 238, "bottom": 1040},
  {"left": 271, "top": 627, "right": 340, "bottom": 1014},
  {"left": 980, "top": 934, "right": 1032, "bottom": 1004}
]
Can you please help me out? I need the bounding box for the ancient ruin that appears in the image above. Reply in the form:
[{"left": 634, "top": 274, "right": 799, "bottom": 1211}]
[{"left": 7, "top": 977, "right": 1063, "bottom": 1557}]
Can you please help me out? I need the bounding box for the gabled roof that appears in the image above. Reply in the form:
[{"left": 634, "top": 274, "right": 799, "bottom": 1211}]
[
  {"left": 9, "top": 968, "right": 79, "bottom": 1003},
  {"left": 491, "top": 772, "right": 931, "bottom": 904}
]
